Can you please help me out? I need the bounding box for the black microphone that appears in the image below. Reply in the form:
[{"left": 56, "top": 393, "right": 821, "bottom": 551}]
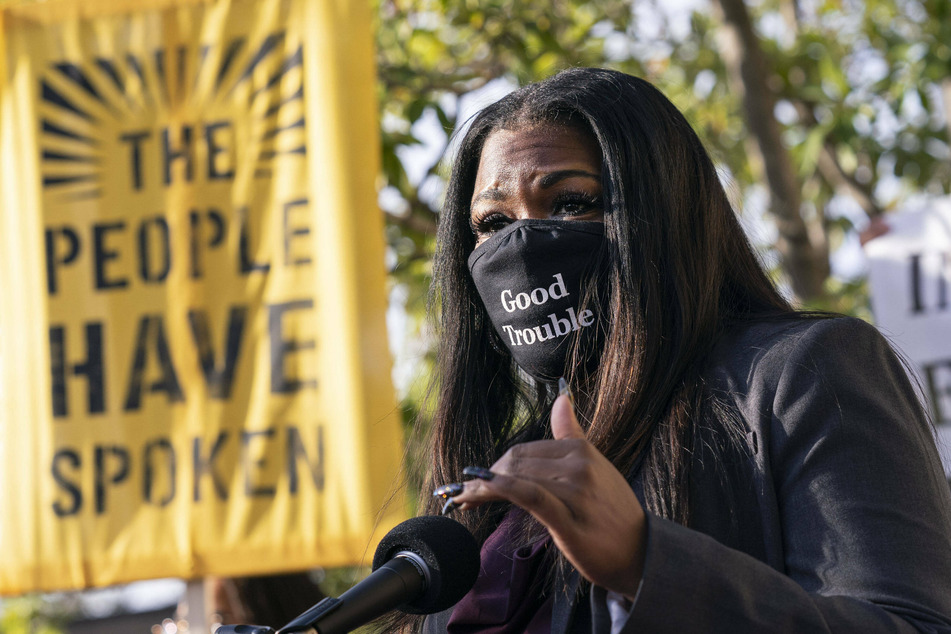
[{"left": 215, "top": 515, "right": 480, "bottom": 634}]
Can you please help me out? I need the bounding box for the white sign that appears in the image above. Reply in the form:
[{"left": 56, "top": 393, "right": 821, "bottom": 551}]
[{"left": 865, "top": 196, "right": 951, "bottom": 475}]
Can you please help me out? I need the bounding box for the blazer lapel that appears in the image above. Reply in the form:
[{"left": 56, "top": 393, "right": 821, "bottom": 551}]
[{"left": 551, "top": 570, "right": 585, "bottom": 634}]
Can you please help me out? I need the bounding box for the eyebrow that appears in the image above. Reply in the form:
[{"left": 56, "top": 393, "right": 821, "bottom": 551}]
[
  {"left": 538, "top": 169, "right": 601, "bottom": 188},
  {"left": 471, "top": 189, "right": 507, "bottom": 206},
  {"left": 471, "top": 169, "right": 601, "bottom": 206}
]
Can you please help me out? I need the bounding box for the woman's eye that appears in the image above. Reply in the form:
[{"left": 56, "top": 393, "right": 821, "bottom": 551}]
[
  {"left": 470, "top": 212, "right": 510, "bottom": 236},
  {"left": 553, "top": 192, "right": 602, "bottom": 217}
]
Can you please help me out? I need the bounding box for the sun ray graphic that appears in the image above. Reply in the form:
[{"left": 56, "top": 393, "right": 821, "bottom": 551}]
[{"left": 40, "top": 30, "right": 307, "bottom": 201}]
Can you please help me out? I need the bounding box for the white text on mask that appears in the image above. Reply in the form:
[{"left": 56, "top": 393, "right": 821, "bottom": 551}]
[{"left": 500, "top": 273, "right": 569, "bottom": 312}]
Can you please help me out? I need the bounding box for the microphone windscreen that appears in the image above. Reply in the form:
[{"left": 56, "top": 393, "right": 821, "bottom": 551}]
[{"left": 371, "top": 515, "right": 480, "bottom": 614}]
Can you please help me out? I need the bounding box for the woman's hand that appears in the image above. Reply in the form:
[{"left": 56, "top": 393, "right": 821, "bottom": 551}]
[{"left": 450, "top": 393, "right": 647, "bottom": 600}]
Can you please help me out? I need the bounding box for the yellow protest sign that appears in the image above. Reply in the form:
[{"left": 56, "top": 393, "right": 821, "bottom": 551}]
[{"left": 0, "top": 0, "right": 405, "bottom": 594}]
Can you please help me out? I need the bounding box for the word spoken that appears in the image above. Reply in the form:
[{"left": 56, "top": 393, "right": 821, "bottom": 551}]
[{"left": 50, "top": 424, "right": 324, "bottom": 517}]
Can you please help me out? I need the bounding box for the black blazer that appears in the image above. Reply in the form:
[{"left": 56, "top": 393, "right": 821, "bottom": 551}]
[{"left": 425, "top": 317, "right": 951, "bottom": 633}]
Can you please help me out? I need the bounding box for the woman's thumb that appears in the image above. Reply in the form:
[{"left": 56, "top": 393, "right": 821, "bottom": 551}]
[{"left": 552, "top": 379, "right": 585, "bottom": 440}]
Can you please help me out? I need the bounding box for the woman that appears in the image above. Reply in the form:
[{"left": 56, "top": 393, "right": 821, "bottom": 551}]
[{"left": 409, "top": 68, "right": 951, "bottom": 632}]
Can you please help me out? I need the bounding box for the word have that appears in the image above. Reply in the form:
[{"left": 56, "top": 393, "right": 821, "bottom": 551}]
[
  {"left": 51, "top": 300, "right": 316, "bottom": 417},
  {"left": 45, "top": 199, "right": 311, "bottom": 295},
  {"left": 499, "top": 273, "right": 594, "bottom": 346},
  {"left": 50, "top": 424, "right": 323, "bottom": 517}
]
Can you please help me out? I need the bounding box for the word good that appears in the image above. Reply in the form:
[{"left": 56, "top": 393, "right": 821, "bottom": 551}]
[{"left": 500, "top": 273, "right": 569, "bottom": 312}]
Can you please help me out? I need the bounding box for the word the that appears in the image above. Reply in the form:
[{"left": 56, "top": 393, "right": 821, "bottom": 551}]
[{"left": 120, "top": 121, "right": 237, "bottom": 190}]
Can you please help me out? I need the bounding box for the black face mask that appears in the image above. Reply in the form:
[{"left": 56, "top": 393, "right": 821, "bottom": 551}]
[{"left": 468, "top": 219, "right": 607, "bottom": 383}]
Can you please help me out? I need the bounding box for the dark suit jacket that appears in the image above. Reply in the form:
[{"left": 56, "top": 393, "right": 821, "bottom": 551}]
[{"left": 425, "top": 316, "right": 951, "bottom": 633}]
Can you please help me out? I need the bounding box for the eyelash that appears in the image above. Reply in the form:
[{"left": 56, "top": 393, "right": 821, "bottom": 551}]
[
  {"left": 469, "top": 213, "right": 509, "bottom": 235},
  {"left": 552, "top": 191, "right": 603, "bottom": 216},
  {"left": 469, "top": 191, "right": 604, "bottom": 235}
]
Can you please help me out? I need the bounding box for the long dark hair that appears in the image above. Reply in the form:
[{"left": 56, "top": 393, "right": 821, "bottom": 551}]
[{"left": 406, "top": 67, "right": 793, "bottom": 627}]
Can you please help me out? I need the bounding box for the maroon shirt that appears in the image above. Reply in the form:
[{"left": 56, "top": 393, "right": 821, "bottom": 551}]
[{"left": 447, "top": 511, "right": 553, "bottom": 633}]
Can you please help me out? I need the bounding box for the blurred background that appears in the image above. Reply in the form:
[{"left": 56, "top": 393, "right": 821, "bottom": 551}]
[{"left": 2, "top": 0, "right": 949, "bottom": 630}]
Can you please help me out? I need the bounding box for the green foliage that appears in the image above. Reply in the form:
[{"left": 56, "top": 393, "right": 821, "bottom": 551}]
[
  {"left": 373, "top": 1, "right": 951, "bottom": 523},
  {"left": 376, "top": 0, "right": 951, "bottom": 450},
  {"left": 375, "top": 0, "right": 638, "bottom": 306},
  {"left": 0, "top": 596, "right": 70, "bottom": 634},
  {"left": 375, "top": 0, "right": 948, "bottom": 327},
  {"left": 375, "top": 1, "right": 951, "bottom": 463}
]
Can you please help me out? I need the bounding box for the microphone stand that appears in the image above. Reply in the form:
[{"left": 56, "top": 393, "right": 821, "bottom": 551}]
[
  {"left": 213, "top": 514, "right": 480, "bottom": 634},
  {"left": 214, "top": 553, "right": 428, "bottom": 634},
  {"left": 213, "top": 595, "right": 340, "bottom": 634},
  {"left": 213, "top": 595, "right": 348, "bottom": 634}
]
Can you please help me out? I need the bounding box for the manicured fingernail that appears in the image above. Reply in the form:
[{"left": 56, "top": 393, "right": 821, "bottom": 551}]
[
  {"left": 433, "top": 483, "right": 464, "bottom": 499},
  {"left": 441, "top": 498, "right": 459, "bottom": 515},
  {"left": 463, "top": 466, "right": 495, "bottom": 481},
  {"left": 558, "top": 377, "right": 576, "bottom": 410}
]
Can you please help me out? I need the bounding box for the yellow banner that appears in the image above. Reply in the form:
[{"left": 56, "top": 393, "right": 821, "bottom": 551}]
[{"left": 0, "top": 0, "right": 405, "bottom": 594}]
